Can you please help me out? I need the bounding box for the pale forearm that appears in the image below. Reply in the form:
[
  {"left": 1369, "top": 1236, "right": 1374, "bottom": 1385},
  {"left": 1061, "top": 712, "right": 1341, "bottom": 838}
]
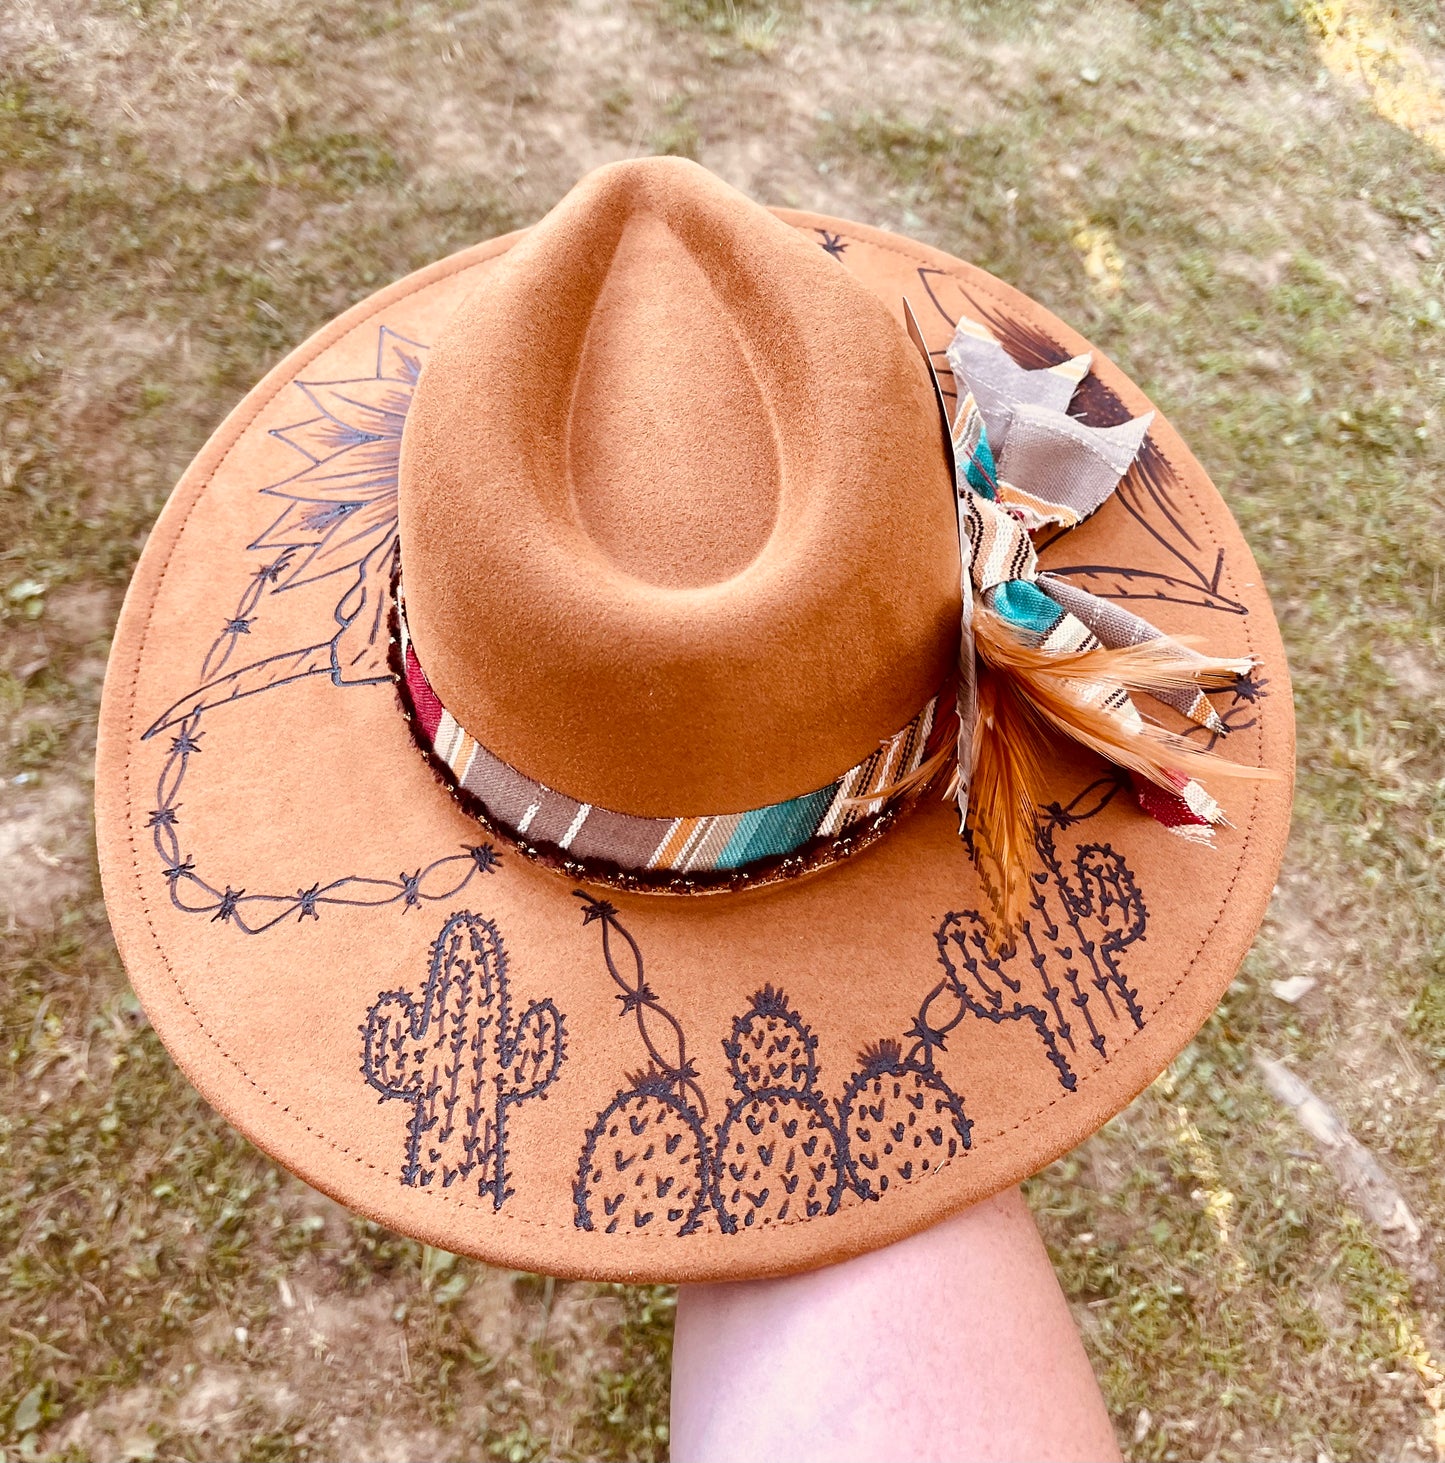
[{"left": 670, "top": 1187, "right": 1120, "bottom": 1463}]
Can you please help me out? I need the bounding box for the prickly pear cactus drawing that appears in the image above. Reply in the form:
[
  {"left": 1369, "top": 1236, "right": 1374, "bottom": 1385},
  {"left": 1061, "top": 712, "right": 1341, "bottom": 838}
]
[
  {"left": 838, "top": 1039, "right": 972, "bottom": 1200},
  {"left": 923, "top": 797, "right": 1148, "bottom": 1093},
  {"left": 576, "top": 1069, "right": 714, "bottom": 1235},
  {"left": 714, "top": 987, "right": 845, "bottom": 1230},
  {"left": 362, "top": 909, "right": 566, "bottom": 1208},
  {"left": 573, "top": 895, "right": 716, "bottom": 1235},
  {"left": 571, "top": 895, "right": 978, "bottom": 1235}
]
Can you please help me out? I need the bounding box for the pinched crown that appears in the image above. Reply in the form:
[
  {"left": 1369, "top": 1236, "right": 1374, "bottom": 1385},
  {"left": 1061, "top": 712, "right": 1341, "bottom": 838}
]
[{"left": 397, "top": 157, "right": 957, "bottom": 818}]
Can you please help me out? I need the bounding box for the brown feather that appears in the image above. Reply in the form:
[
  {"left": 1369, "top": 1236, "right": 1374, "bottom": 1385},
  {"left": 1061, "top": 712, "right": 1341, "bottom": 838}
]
[
  {"left": 840, "top": 740, "right": 954, "bottom": 809},
  {"left": 968, "top": 664, "right": 1057, "bottom": 932},
  {"left": 967, "top": 607, "right": 1278, "bottom": 929},
  {"left": 843, "top": 605, "right": 1275, "bottom": 933}
]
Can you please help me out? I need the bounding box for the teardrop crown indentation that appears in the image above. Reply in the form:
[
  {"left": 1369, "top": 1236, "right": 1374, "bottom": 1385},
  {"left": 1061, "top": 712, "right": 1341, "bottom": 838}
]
[{"left": 565, "top": 208, "right": 783, "bottom": 589}]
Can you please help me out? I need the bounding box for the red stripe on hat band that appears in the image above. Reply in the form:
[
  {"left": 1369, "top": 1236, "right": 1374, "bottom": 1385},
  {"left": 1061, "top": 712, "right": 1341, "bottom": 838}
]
[
  {"left": 1131, "top": 773, "right": 1212, "bottom": 830},
  {"left": 404, "top": 645, "right": 445, "bottom": 741}
]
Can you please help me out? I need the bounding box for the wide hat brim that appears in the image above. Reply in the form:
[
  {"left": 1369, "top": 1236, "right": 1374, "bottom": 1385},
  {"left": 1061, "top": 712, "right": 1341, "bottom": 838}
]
[{"left": 95, "top": 210, "right": 1294, "bottom": 1282}]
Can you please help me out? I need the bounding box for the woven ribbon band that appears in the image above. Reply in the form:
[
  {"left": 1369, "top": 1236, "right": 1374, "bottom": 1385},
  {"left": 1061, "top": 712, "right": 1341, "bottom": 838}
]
[{"left": 393, "top": 581, "right": 957, "bottom": 891}]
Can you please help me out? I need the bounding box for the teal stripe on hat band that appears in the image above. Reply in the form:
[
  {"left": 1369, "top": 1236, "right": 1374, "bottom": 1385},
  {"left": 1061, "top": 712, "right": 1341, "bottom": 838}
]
[
  {"left": 965, "top": 429, "right": 998, "bottom": 498},
  {"left": 716, "top": 788, "right": 840, "bottom": 870},
  {"left": 988, "top": 579, "right": 1065, "bottom": 637}
]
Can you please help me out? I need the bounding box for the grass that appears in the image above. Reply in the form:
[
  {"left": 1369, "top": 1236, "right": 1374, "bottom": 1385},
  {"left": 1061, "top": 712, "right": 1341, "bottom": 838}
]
[{"left": 2, "top": 0, "right": 1444, "bottom": 1458}]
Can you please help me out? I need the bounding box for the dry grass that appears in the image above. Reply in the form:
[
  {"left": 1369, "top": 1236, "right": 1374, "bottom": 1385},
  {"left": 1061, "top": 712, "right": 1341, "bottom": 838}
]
[{"left": 2, "top": 0, "right": 1443, "bottom": 1459}]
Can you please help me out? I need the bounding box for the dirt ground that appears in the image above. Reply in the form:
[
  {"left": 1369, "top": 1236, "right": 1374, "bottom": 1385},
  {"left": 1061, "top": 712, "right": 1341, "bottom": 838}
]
[{"left": 2, "top": 0, "right": 1444, "bottom": 1459}]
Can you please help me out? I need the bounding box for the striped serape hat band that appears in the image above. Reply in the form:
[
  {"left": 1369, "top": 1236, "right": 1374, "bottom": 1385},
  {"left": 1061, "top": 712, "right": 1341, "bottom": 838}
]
[{"left": 391, "top": 574, "right": 957, "bottom": 893}]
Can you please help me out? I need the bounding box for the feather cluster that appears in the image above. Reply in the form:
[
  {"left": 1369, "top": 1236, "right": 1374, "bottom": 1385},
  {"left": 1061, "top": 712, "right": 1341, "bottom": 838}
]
[
  {"left": 967, "top": 607, "right": 1266, "bottom": 929},
  {"left": 881, "top": 301, "right": 1279, "bottom": 940}
]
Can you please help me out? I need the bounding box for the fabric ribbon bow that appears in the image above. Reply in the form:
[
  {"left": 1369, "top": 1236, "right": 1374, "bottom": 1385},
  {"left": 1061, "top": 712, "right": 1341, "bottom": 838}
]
[{"left": 907, "top": 308, "right": 1257, "bottom": 927}]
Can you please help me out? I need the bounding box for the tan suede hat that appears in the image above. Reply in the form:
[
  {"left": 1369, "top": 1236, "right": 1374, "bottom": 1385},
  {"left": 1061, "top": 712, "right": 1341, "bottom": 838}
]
[{"left": 95, "top": 158, "right": 1293, "bottom": 1282}]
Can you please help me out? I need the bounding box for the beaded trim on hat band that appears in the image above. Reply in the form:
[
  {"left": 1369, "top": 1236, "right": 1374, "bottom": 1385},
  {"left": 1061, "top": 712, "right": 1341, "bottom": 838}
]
[{"left": 389, "top": 571, "right": 956, "bottom": 895}]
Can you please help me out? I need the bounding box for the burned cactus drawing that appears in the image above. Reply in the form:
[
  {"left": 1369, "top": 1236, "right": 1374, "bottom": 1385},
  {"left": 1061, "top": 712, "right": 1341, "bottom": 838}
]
[
  {"left": 839, "top": 1039, "right": 972, "bottom": 1199},
  {"left": 362, "top": 909, "right": 565, "bottom": 1208},
  {"left": 568, "top": 784, "right": 1152, "bottom": 1240},
  {"left": 572, "top": 896, "right": 978, "bottom": 1236},
  {"left": 922, "top": 802, "right": 1148, "bottom": 1093},
  {"left": 573, "top": 895, "right": 716, "bottom": 1235},
  {"left": 576, "top": 1069, "right": 714, "bottom": 1236},
  {"left": 714, "top": 987, "right": 845, "bottom": 1229}
]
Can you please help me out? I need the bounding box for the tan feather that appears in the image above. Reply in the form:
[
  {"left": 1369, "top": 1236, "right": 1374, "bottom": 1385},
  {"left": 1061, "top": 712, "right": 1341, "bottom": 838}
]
[
  {"left": 843, "top": 740, "right": 954, "bottom": 807},
  {"left": 842, "top": 606, "right": 1275, "bottom": 932},
  {"left": 972, "top": 606, "right": 1271, "bottom": 789}
]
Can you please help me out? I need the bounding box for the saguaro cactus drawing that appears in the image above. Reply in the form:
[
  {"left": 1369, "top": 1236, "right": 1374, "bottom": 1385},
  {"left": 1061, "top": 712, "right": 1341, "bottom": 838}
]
[
  {"left": 714, "top": 987, "right": 845, "bottom": 1230},
  {"left": 922, "top": 811, "right": 1148, "bottom": 1093},
  {"left": 362, "top": 909, "right": 566, "bottom": 1208},
  {"left": 839, "top": 1039, "right": 972, "bottom": 1200}
]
